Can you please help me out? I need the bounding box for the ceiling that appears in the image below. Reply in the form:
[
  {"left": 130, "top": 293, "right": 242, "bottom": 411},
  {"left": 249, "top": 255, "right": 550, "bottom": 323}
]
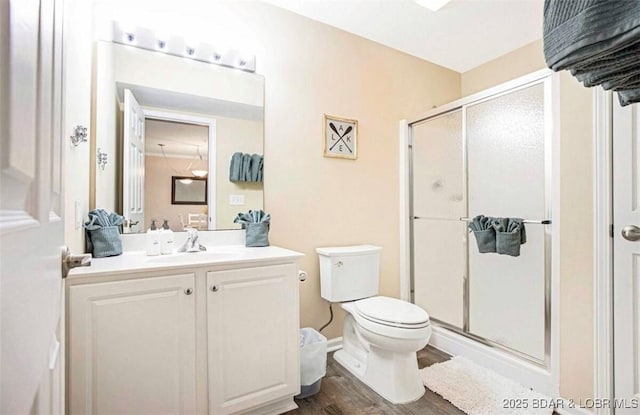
[
  {"left": 145, "top": 118, "right": 209, "bottom": 160},
  {"left": 261, "top": 0, "right": 544, "bottom": 73}
]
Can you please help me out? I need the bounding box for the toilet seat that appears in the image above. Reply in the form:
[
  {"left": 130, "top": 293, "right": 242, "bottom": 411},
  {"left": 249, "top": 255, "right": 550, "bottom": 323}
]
[{"left": 355, "top": 296, "right": 430, "bottom": 329}]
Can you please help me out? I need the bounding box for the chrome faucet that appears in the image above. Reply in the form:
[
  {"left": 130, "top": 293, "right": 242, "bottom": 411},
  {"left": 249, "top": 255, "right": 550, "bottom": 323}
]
[{"left": 179, "top": 228, "right": 206, "bottom": 252}]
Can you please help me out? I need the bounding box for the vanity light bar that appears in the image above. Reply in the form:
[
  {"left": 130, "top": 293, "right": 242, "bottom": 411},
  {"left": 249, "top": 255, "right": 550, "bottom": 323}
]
[{"left": 111, "top": 22, "right": 256, "bottom": 73}]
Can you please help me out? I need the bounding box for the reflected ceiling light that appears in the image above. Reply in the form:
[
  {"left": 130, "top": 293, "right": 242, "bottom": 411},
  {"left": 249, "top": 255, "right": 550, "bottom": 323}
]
[
  {"left": 179, "top": 178, "right": 194, "bottom": 185},
  {"left": 191, "top": 147, "right": 207, "bottom": 177},
  {"left": 414, "top": 0, "right": 452, "bottom": 11}
]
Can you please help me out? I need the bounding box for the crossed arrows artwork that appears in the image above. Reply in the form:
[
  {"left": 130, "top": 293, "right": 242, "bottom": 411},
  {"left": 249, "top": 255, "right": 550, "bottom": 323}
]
[{"left": 329, "top": 122, "right": 353, "bottom": 153}]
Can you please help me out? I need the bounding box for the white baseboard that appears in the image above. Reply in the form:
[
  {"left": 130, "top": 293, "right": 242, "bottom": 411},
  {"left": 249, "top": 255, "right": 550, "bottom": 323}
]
[
  {"left": 327, "top": 337, "right": 343, "bottom": 353},
  {"left": 430, "top": 326, "right": 559, "bottom": 397}
]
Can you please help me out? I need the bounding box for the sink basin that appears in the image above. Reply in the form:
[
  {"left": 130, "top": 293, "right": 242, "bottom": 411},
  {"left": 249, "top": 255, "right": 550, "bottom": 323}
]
[{"left": 146, "top": 250, "right": 245, "bottom": 264}]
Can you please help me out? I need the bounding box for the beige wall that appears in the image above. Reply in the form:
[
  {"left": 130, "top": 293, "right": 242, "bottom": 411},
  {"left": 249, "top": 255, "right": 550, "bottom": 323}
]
[
  {"left": 254, "top": 4, "right": 461, "bottom": 339},
  {"left": 558, "top": 72, "right": 594, "bottom": 402},
  {"left": 461, "top": 40, "right": 546, "bottom": 96},
  {"left": 461, "top": 40, "right": 594, "bottom": 402}
]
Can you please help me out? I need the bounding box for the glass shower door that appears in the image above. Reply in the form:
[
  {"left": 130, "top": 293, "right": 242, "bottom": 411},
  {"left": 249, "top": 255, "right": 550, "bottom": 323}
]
[
  {"left": 411, "top": 110, "right": 466, "bottom": 329},
  {"left": 466, "top": 83, "right": 548, "bottom": 362}
]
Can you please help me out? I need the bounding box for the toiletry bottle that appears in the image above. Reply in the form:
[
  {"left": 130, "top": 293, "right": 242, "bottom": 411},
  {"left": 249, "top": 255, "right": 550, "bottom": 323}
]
[
  {"left": 146, "top": 219, "right": 161, "bottom": 256},
  {"left": 160, "top": 219, "right": 174, "bottom": 255}
]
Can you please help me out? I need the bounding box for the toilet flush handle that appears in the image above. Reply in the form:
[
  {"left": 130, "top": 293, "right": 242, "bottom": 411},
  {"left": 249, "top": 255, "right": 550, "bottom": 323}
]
[{"left": 336, "top": 261, "right": 343, "bottom": 267}]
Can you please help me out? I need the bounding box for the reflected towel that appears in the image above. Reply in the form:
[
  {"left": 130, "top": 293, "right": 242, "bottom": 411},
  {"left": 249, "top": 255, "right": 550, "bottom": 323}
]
[
  {"left": 468, "top": 215, "right": 496, "bottom": 253},
  {"left": 257, "top": 156, "right": 264, "bottom": 182},
  {"left": 229, "top": 152, "right": 243, "bottom": 182},
  {"left": 241, "top": 154, "right": 252, "bottom": 181},
  {"left": 250, "top": 154, "right": 262, "bottom": 182}
]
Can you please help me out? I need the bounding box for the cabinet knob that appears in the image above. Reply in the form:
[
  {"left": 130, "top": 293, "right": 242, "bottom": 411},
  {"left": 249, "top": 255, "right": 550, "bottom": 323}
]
[
  {"left": 184, "top": 288, "right": 193, "bottom": 295},
  {"left": 211, "top": 285, "right": 219, "bottom": 292}
]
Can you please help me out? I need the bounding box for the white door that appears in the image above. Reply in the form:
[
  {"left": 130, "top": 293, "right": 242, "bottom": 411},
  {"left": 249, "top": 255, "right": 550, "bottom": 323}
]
[
  {"left": 0, "top": 0, "right": 65, "bottom": 413},
  {"left": 207, "top": 264, "right": 299, "bottom": 415},
  {"left": 613, "top": 102, "right": 640, "bottom": 413},
  {"left": 67, "top": 274, "right": 197, "bottom": 415},
  {"left": 123, "top": 89, "right": 145, "bottom": 232}
]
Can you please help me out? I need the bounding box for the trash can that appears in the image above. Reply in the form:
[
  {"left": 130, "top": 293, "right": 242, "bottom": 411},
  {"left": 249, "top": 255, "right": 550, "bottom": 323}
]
[{"left": 295, "top": 328, "right": 327, "bottom": 399}]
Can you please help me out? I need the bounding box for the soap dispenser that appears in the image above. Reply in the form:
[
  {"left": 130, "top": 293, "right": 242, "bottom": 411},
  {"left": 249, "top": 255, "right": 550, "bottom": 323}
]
[
  {"left": 160, "top": 219, "right": 174, "bottom": 255},
  {"left": 146, "top": 219, "right": 161, "bottom": 256}
]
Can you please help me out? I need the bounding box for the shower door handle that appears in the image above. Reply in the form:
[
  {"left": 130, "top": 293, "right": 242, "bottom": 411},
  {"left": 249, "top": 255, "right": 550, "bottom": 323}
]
[{"left": 622, "top": 225, "right": 640, "bottom": 241}]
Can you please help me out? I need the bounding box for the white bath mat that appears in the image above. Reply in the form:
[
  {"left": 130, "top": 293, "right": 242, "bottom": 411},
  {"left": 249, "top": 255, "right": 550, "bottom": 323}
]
[{"left": 420, "top": 356, "right": 554, "bottom": 415}]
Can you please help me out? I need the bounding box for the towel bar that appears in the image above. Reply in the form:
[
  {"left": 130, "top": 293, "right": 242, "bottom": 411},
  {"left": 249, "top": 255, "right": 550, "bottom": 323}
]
[
  {"left": 412, "top": 217, "right": 552, "bottom": 225},
  {"left": 458, "top": 217, "right": 551, "bottom": 225}
]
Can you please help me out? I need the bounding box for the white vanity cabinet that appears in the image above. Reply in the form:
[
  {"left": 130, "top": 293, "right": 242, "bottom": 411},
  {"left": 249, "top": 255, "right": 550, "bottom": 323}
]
[
  {"left": 66, "top": 247, "right": 303, "bottom": 415},
  {"left": 67, "top": 273, "right": 198, "bottom": 415},
  {"left": 207, "top": 264, "right": 300, "bottom": 415}
]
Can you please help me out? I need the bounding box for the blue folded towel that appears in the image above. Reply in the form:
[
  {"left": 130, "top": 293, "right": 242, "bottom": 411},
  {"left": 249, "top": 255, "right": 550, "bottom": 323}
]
[
  {"left": 468, "top": 215, "right": 496, "bottom": 253},
  {"left": 229, "top": 152, "right": 243, "bottom": 182},
  {"left": 492, "top": 217, "right": 526, "bottom": 257},
  {"left": 250, "top": 154, "right": 262, "bottom": 182},
  {"left": 234, "top": 210, "right": 271, "bottom": 247},
  {"left": 84, "top": 209, "right": 125, "bottom": 258},
  {"left": 241, "top": 154, "right": 252, "bottom": 181},
  {"left": 257, "top": 157, "right": 263, "bottom": 182},
  {"left": 543, "top": 0, "right": 640, "bottom": 106}
]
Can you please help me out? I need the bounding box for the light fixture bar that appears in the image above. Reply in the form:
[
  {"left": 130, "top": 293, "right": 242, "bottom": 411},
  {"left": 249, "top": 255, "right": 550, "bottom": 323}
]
[{"left": 112, "top": 21, "right": 256, "bottom": 73}]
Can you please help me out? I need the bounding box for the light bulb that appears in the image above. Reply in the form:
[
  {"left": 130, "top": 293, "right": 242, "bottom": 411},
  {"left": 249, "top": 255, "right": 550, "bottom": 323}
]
[{"left": 192, "top": 169, "right": 207, "bottom": 177}]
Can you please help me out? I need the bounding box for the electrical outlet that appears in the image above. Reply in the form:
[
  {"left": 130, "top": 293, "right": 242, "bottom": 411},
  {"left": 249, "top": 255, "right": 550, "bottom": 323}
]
[
  {"left": 74, "top": 201, "right": 83, "bottom": 229},
  {"left": 229, "top": 195, "right": 245, "bottom": 206}
]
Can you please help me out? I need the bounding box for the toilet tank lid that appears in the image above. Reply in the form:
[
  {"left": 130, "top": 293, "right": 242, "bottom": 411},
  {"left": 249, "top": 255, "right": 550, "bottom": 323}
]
[{"left": 316, "top": 245, "right": 382, "bottom": 257}]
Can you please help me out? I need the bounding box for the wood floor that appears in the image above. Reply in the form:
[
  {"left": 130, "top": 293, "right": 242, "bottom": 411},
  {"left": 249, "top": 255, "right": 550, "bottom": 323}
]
[{"left": 286, "top": 346, "right": 465, "bottom": 415}]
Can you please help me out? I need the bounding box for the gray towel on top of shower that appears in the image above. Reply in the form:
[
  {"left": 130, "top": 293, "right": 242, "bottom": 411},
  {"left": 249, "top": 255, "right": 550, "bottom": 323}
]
[
  {"left": 249, "top": 154, "right": 262, "bottom": 182},
  {"left": 468, "top": 215, "right": 496, "bottom": 253},
  {"left": 543, "top": 0, "right": 640, "bottom": 71},
  {"left": 492, "top": 218, "right": 526, "bottom": 257},
  {"left": 229, "top": 152, "right": 243, "bottom": 182},
  {"left": 543, "top": 0, "right": 640, "bottom": 106}
]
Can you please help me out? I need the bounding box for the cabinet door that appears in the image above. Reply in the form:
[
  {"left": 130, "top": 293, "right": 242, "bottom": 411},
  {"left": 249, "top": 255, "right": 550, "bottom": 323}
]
[
  {"left": 68, "top": 274, "right": 197, "bottom": 415},
  {"left": 207, "top": 264, "right": 299, "bottom": 415}
]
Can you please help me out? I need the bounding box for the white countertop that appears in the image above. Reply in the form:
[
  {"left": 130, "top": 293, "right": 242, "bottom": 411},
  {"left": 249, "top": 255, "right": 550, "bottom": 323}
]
[{"left": 68, "top": 245, "right": 304, "bottom": 279}]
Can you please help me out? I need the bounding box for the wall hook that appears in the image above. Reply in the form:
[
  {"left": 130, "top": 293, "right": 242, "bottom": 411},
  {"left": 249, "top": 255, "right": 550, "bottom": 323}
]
[
  {"left": 97, "top": 148, "right": 108, "bottom": 170},
  {"left": 70, "top": 125, "right": 88, "bottom": 146}
]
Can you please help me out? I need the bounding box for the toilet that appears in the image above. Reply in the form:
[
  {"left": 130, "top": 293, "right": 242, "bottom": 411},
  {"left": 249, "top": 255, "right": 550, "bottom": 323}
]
[{"left": 316, "top": 245, "right": 431, "bottom": 404}]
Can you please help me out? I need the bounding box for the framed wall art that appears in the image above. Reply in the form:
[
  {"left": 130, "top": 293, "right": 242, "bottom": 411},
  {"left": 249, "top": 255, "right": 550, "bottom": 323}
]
[{"left": 323, "top": 114, "right": 357, "bottom": 160}]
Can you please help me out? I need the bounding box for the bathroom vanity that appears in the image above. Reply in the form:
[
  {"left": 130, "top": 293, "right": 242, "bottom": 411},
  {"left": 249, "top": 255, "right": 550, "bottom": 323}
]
[{"left": 66, "top": 246, "right": 303, "bottom": 415}]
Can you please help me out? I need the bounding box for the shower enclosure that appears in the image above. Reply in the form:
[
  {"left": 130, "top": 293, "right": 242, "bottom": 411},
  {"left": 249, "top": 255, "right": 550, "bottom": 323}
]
[{"left": 407, "top": 71, "right": 554, "bottom": 368}]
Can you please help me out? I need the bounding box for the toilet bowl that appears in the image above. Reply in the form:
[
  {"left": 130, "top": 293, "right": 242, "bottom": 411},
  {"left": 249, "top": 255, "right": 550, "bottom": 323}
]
[
  {"left": 334, "top": 296, "right": 431, "bottom": 404},
  {"left": 317, "top": 245, "right": 431, "bottom": 404}
]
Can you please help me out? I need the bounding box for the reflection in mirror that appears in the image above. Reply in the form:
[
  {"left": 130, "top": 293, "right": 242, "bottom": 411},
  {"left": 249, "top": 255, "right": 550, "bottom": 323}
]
[
  {"left": 171, "top": 177, "right": 208, "bottom": 206},
  {"left": 92, "top": 40, "right": 264, "bottom": 233}
]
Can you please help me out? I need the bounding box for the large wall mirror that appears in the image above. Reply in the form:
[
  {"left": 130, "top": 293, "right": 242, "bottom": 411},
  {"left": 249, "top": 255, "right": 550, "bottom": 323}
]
[{"left": 92, "top": 41, "right": 264, "bottom": 233}]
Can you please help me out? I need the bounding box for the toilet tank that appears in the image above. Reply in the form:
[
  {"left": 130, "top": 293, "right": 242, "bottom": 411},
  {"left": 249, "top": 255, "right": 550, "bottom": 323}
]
[{"left": 316, "top": 245, "right": 382, "bottom": 302}]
